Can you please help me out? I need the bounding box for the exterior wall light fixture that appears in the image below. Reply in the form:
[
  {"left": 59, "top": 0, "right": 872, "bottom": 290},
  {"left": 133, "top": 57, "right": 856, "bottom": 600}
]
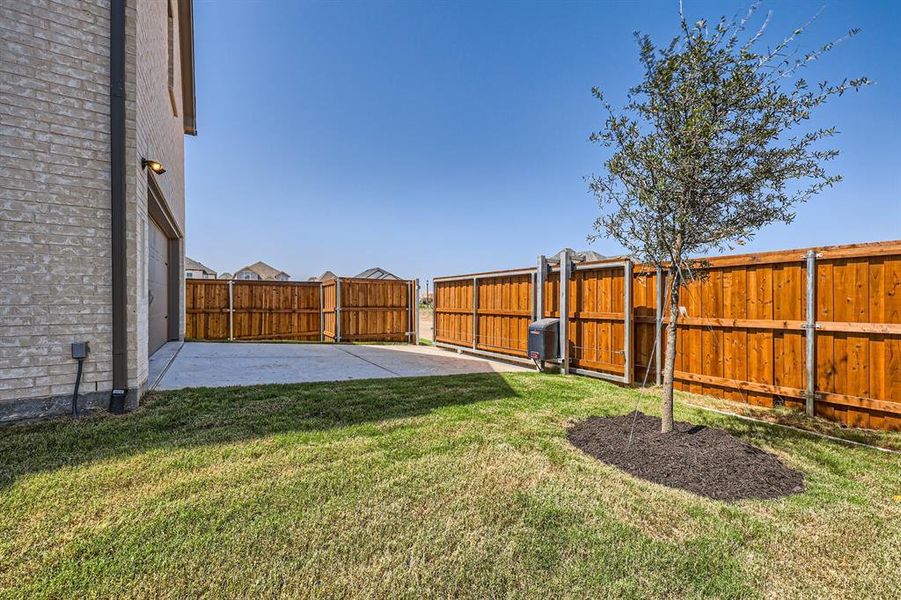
[{"left": 141, "top": 158, "right": 166, "bottom": 174}]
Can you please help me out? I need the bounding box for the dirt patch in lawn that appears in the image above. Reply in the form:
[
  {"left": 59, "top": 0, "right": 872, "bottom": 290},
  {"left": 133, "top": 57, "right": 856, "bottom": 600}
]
[{"left": 567, "top": 412, "right": 804, "bottom": 501}]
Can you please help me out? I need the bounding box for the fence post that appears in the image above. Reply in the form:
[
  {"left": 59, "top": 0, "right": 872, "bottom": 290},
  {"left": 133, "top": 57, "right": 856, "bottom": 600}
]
[
  {"left": 805, "top": 250, "right": 817, "bottom": 417},
  {"left": 472, "top": 276, "right": 479, "bottom": 350},
  {"left": 336, "top": 278, "right": 342, "bottom": 343},
  {"left": 624, "top": 259, "right": 633, "bottom": 385},
  {"left": 406, "top": 281, "right": 411, "bottom": 343},
  {"left": 319, "top": 283, "right": 324, "bottom": 342},
  {"left": 432, "top": 280, "right": 437, "bottom": 343},
  {"left": 414, "top": 280, "right": 420, "bottom": 345},
  {"left": 530, "top": 272, "right": 536, "bottom": 321},
  {"left": 559, "top": 250, "right": 571, "bottom": 373},
  {"left": 655, "top": 266, "right": 664, "bottom": 386},
  {"left": 228, "top": 279, "right": 234, "bottom": 341},
  {"left": 407, "top": 280, "right": 414, "bottom": 344},
  {"left": 536, "top": 255, "right": 547, "bottom": 320}
]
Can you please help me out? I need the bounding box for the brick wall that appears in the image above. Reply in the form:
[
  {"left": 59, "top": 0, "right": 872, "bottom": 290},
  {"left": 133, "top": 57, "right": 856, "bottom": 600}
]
[
  {"left": 129, "top": 0, "right": 187, "bottom": 391},
  {"left": 0, "top": 1, "right": 114, "bottom": 418},
  {"left": 0, "top": 0, "right": 189, "bottom": 420}
]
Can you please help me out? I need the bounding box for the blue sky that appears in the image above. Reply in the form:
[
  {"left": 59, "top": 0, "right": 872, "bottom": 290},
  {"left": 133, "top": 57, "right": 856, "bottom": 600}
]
[{"left": 186, "top": 0, "right": 900, "bottom": 283}]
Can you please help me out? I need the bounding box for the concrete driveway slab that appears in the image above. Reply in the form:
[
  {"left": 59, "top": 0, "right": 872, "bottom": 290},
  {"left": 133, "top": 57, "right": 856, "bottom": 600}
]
[{"left": 155, "top": 342, "right": 527, "bottom": 390}]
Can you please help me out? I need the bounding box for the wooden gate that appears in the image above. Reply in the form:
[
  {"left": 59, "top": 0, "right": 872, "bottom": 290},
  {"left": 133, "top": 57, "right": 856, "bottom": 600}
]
[
  {"left": 434, "top": 268, "right": 536, "bottom": 361},
  {"left": 565, "top": 259, "right": 633, "bottom": 384},
  {"left": 433, "top": 256, "right": 633, "bottom": 380},
  {"left": 186, "top": 277, "right": 418, "bottom": 343},
  {"left": 322, "top": 277, "right": 417, "bottom": 342},
  {"left": 186, "top": 279, "right": 321, "bottom": 341}
]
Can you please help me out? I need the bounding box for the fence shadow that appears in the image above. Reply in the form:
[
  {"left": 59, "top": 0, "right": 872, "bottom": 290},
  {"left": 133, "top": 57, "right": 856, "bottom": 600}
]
[{"left": 0, "top": 372, "right": 519, "bottom": 489}]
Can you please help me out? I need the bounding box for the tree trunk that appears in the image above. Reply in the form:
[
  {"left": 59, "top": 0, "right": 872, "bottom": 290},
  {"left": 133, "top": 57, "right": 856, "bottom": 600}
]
[{"left": 661, "top": 275, "right": 681, "bottom": 433}]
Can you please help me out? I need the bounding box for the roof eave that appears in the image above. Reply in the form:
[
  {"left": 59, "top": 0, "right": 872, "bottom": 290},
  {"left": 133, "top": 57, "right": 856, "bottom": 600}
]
[{"left": 178, "top": 0, "right": 197, "bottom": 136}]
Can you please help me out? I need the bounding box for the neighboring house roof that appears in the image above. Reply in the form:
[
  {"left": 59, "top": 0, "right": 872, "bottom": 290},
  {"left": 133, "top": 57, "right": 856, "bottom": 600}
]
[
  {"left": 236, "top": 261, "right": 290, "bottom": 280},
  {"left": 316, "top": 271, "right": 337, "bottom": 282},
  {"left": 218, "top": 272, "right": 233, "bottom": 279},
  {"left": 355, "top": 267, "right": 400, "bottom": 280},
  {"left": 185, "top": 256, "right": 216, "bottom": 276}
]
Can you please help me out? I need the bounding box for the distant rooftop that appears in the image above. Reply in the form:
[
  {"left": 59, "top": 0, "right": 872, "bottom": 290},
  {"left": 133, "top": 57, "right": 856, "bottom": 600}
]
[
  {"left": 185, "top": 256, "right": 216, "bottom": 275},
  {"left": 354, "top": 267, "right": 401, "bottom": 280},
  {"left": 311, "top": 270, "right": 337, "bottom": 282},
  {"left": 236, "top": 261, "right": 290, "bottom": 280}
]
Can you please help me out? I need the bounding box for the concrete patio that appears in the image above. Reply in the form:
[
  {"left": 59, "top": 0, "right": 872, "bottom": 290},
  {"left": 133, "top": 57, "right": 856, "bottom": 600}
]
[{"left": 152, "top": 342, "right": 528, "bottom": 390}]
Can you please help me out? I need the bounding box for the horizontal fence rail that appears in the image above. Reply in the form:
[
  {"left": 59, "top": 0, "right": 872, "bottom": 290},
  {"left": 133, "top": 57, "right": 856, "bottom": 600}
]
[
  {"left": 433, "top": 240, "right": 901, "bottom": 431},
  {"left": 186, "top": 278, "right": 419, "bottom": 344}
]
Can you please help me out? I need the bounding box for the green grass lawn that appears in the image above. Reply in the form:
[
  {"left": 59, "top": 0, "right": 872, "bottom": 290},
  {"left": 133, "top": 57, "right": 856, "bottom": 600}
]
[{"left": 1, "top": 373, "right": 899, "bottom": 599}]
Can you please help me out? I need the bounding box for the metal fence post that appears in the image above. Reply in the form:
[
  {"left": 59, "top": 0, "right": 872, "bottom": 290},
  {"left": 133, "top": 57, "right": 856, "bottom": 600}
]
[
  {"left": 319, "top": 283, "right": 324, "bottom": 342},
  {"left": 406, "top": 281, "right": 412, "bottom": 343},
  {"left": 472, "top": 276, "right": 479, "bottom": 350},
  {"left": 414, "top": 279, "right": 420, "bottom": 345},
  {"left": 805, "top": 250, "right": 817, "bottom": 416},
  {"left": 407, "top": 280, "right": 415, "bottom": 344},
  {"left": 623, "top": 259, "right": 633, "bottom": 385},
  {"left": 336, "top": 278, "right": 342, "bottom": 343},
  {"left": 655, "top": 265, "right": 664, "bottom": 386},
  {"left": 227, "top": 279, "right": 234, "bottom": 341},
  {"left": 432, "top": 279, "right": 437, "bottom": 343},
  {"left": 559, "top": 250, "right": 570, "bottom": 373},
  {"left": 530, "top": 272, "right": 536, "bottom": 321},
  {"left": 536, "top": 255, "right": 547, "bottom": 320}
]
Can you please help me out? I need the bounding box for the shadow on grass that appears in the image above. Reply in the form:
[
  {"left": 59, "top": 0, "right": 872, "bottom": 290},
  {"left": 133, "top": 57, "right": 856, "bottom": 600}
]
[
  {"left": 0, "top": 373, "right": 519, "bottom": 489},
  {"left": 630, "top": 387, "right": 901, "bottom": 453}
]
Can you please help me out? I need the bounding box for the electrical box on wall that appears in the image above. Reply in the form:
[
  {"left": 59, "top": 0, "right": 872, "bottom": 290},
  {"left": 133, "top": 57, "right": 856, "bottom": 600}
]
[{"left": 71, "top": 341, "right": 90, "bottom": 360}]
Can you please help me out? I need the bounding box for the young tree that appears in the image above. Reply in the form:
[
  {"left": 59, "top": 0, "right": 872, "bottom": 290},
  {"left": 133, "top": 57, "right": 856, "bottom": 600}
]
[{"left": 588, "top": 2, "right": 869, "bottom": 433}]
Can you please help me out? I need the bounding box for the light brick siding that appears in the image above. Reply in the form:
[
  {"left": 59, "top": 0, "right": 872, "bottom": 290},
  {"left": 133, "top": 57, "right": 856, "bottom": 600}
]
[
  {"left": 0, "top": 1, "right": 189, "bottom": 420},
  {"left": 128, "top": 0, "right": 187, "bottom": 390}
]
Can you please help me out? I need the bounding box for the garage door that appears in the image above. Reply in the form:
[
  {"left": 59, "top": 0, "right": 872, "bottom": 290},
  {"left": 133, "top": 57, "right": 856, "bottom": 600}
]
[{"left": 148, "top": 218, "right": 169, "bottom": 354}]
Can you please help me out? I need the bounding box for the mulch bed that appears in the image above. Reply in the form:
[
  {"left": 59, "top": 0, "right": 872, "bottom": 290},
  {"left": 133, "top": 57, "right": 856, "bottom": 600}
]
[{"left": 567, "top": 412, "right": 804, "bottom": 501}]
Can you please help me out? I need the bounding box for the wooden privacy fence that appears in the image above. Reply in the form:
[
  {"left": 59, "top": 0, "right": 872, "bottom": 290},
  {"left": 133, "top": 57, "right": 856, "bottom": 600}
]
[
  {"left": 186, "top": 278, "right": 419, "bottom": 343},
  {"left": 322, "top": 278, "right": 418, "bottom": 342},
  {"left": 433, "top": 240, "right": 901, "bottom": 431}
]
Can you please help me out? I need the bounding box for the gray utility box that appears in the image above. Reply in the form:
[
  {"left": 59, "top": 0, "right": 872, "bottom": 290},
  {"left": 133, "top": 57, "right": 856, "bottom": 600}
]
[{"left": 528, "top": 318, "right": 560, "bottom": 361}]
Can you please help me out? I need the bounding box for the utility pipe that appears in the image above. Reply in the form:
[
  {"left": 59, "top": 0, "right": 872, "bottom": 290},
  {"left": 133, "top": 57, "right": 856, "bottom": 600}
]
[{"left": 109, "top": 0, "right": 128, "bottom": 412}]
